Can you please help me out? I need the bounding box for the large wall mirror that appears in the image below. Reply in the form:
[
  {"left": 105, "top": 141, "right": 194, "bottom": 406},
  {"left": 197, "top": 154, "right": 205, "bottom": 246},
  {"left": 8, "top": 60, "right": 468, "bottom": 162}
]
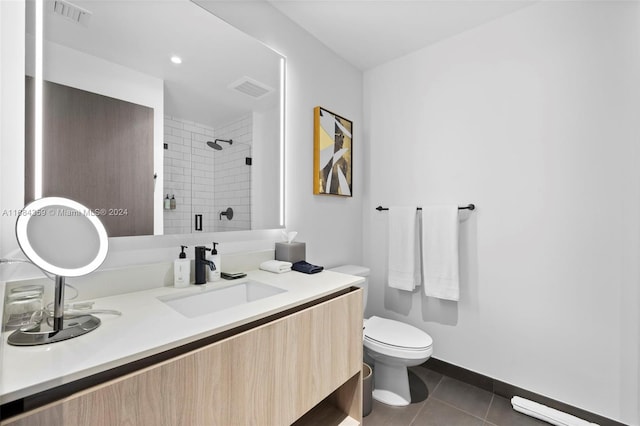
[{"left": 25, "top": 0, "right": 285, "bottom": 238}]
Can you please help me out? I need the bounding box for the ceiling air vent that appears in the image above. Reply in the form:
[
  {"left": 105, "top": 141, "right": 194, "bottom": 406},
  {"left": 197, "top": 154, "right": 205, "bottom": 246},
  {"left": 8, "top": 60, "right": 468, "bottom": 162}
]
[
  {"left": 228, "top": 77, "right": 274, "bottom": 99},
  {"left": 49, "top": 0, "right": 92, "bottom": 26}
]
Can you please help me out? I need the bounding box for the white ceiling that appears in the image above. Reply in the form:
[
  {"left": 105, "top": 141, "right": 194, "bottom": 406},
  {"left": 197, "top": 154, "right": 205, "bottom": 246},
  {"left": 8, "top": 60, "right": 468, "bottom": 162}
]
[
  {"left": 40, "top": 0, "right": 282, "bottom": 128},
  {"left": 267, "top": 0, "right": 535, "bottom": 70}
]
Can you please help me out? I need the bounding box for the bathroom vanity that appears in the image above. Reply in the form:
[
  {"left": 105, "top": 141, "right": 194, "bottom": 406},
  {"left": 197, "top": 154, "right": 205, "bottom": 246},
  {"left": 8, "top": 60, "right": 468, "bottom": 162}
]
[{"left": 0, "top": 270, "right": 364, "bottom": 425}]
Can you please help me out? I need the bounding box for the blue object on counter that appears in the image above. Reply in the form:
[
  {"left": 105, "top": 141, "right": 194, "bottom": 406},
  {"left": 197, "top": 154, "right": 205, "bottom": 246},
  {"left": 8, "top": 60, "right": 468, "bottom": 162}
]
[{"left": 292, "top": 261, "right": 324, "bottom": 274}]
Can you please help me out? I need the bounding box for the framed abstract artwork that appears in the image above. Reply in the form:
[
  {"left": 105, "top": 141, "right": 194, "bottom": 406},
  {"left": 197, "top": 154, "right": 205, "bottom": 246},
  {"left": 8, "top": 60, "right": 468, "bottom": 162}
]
[{"left": 313, "top": 106, "right": 353, "bottom": 196}]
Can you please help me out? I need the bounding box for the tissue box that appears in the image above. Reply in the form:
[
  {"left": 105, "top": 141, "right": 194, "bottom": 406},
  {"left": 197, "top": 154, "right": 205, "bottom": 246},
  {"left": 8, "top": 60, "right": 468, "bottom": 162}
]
[{"left": 275, "top": 242, "right": 306, "bottom": 264}]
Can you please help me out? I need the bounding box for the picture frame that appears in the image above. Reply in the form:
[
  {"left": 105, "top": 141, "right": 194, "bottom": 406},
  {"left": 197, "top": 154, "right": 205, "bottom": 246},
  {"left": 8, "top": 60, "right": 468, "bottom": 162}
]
[{"left": 313, "top": 106, "right": 353, "bottom": 197}]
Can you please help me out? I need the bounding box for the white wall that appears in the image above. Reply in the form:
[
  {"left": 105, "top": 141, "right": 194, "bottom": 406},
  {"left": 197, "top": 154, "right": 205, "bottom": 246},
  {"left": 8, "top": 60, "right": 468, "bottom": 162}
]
[
  {"left": 198, "top": 1, "right": 364, "bottom": 268},
  {"left": 43, "top": 42, "right": 165, "bottom": 235},
  {"left": 363, "top": 2, "right": 640, "bottom": 424}
]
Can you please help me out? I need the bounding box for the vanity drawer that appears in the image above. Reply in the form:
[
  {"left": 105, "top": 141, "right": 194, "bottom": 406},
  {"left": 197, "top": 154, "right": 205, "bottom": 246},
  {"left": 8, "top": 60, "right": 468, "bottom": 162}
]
[{"left": 2, "top": 289, "right": 363, "bottom": 426}]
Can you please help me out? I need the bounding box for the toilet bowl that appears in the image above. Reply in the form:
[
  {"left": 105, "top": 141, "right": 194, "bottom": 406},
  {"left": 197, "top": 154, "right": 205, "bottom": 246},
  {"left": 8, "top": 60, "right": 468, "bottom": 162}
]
[
  {"left": 364, "top": 316, "right": 432, "bottom": 405},
  {"left": 329, "top": 265, "right": 433, "bottom": 407}
]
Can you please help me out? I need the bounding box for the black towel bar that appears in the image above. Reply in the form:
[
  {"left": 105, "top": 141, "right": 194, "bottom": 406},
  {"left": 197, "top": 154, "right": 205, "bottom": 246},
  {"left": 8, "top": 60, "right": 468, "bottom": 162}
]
[{"left": 375, "top": 204, "right": 475, "bottom": 211}]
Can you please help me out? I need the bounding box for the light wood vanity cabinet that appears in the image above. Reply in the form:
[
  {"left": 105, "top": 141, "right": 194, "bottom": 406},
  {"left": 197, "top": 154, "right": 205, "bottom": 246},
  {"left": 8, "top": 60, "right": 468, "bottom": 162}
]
[{"left": 3, "top": 289, "right": 363, "bottom": 426}]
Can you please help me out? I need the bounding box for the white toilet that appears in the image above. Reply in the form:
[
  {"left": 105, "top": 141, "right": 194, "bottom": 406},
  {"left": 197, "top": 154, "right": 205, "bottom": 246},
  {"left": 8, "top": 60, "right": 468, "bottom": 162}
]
[{"left": 330, "top": 265, "right": 433, "bottom": 407}]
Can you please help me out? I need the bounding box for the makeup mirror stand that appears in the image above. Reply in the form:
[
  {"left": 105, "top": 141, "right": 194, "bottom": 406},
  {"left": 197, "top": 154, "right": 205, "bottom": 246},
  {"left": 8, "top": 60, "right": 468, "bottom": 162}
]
[
  {"left": 53, "top": 275, "right": 65, "bottom": 331},
  {"left": 8, "top": 275, "right": 101, "bottom": 346},
  {"left": 7, "top": 196, "right": 108, "bottom": 346}
]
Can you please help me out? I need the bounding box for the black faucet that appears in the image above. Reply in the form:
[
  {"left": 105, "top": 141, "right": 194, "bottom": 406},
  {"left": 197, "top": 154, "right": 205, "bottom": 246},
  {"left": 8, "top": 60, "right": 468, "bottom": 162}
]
[{"left": 194, "top": 246, "right": 215, "bottom": 285}]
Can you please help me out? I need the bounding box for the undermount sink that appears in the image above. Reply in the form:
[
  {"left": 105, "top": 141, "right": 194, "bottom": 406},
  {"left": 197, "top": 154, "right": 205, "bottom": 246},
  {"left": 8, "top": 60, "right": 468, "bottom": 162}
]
[{"left": 158, "top": 281, "right": 287, "bottom": 318}]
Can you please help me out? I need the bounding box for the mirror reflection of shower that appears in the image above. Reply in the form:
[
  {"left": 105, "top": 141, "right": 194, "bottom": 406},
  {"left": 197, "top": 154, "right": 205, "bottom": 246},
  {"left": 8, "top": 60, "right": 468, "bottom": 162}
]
[
  {"left": 164, "top": 111, "right": 255, "bottom": 234},
  {"left": 206, "top": 139, "right": 233, "bottom": 151}
]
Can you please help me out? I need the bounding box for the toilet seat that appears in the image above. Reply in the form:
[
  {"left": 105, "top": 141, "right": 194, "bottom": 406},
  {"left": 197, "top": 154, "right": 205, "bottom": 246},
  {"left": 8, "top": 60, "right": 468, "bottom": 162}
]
[{"left": 364, "top": 316, "right": 433, "bottom": 360}]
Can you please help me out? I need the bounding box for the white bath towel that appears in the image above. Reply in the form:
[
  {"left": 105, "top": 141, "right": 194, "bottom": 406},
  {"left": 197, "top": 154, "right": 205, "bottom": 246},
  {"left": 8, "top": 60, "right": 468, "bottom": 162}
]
[
  {"left": 260, "top": 260, "right": 292, "bottom": 273},
  {"left": 511, "top": 396, "right": 600, "bottom": 426},
  {"left": 388, "top": 206, "right": 420, "bottom": 291},
  {"left": 422, "top": 205, "right": 459, "bottom": 301}
]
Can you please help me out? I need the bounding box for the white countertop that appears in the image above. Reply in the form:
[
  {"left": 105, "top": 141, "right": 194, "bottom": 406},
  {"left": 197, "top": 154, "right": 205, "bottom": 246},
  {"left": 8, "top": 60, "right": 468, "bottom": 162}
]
[{"left": 0, "top": 269, "right": 363, "bottom": 404}]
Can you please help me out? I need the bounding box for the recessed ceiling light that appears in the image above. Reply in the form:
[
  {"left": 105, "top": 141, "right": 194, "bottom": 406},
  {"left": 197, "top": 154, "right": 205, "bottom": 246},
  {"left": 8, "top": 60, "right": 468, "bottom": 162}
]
[{"left": 170, "top": 55, "right": 182, "bottom": 65}]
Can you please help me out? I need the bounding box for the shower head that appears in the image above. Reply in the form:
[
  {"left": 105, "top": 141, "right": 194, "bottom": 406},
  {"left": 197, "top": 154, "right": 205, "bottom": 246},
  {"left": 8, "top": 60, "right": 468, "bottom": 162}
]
[
  {"left": 206, "top": 139, "right": 233, "bottom": 150},
  {"left": 206, "top": 141, "right": 222, "bottom": 150}
]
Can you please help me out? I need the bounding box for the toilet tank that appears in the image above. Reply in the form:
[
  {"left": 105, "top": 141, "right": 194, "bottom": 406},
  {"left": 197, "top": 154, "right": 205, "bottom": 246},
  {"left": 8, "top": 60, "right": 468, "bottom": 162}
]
[{"left": 329, "top": 265, "right": 370, "bottom": 312}]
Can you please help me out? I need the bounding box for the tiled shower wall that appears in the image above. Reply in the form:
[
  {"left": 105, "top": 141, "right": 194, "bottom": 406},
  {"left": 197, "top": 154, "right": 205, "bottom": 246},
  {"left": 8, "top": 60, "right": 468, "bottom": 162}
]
[
  {"left": 163, "top": 116, "right": 214, "bottom": 234},
  {"left": 214, "top": 113, "right": 252, "bottom": 232},
  {"left": 163, "top": 116, "right": 191, "bottom": 235},
  {"left": 163, "top": 114, "right": 252, "bottom": 235}
]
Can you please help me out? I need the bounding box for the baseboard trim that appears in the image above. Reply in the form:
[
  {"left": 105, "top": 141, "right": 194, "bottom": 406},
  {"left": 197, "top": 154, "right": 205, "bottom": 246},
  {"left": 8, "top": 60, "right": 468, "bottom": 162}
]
[{"left": 424, "top": 358, "right": 626, "bottom": 426}]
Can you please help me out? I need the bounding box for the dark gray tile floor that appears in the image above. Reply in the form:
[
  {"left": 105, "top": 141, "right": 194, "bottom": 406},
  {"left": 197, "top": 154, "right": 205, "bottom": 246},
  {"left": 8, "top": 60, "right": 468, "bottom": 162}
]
[{"left": 363, "top": 366, "right": 549, "bottom": 426}]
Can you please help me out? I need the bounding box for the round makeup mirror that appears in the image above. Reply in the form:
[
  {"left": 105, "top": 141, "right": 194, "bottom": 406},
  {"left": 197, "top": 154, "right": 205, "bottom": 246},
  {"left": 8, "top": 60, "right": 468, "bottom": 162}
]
[{"left": 9, "top": 197, "right": 109, "bottom": 346}]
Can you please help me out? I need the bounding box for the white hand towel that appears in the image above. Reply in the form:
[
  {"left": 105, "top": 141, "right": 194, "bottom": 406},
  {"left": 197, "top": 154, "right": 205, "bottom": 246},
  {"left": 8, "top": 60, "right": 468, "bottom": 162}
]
[
  {"left": 260, "top": 260, "right": 292, "bottom": 273},
  {"left": 388, "top": 206, "right": 420, "bottom": 291},
  {"left": 422, "top": 205, "right": 459, "bottom": 301}
]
